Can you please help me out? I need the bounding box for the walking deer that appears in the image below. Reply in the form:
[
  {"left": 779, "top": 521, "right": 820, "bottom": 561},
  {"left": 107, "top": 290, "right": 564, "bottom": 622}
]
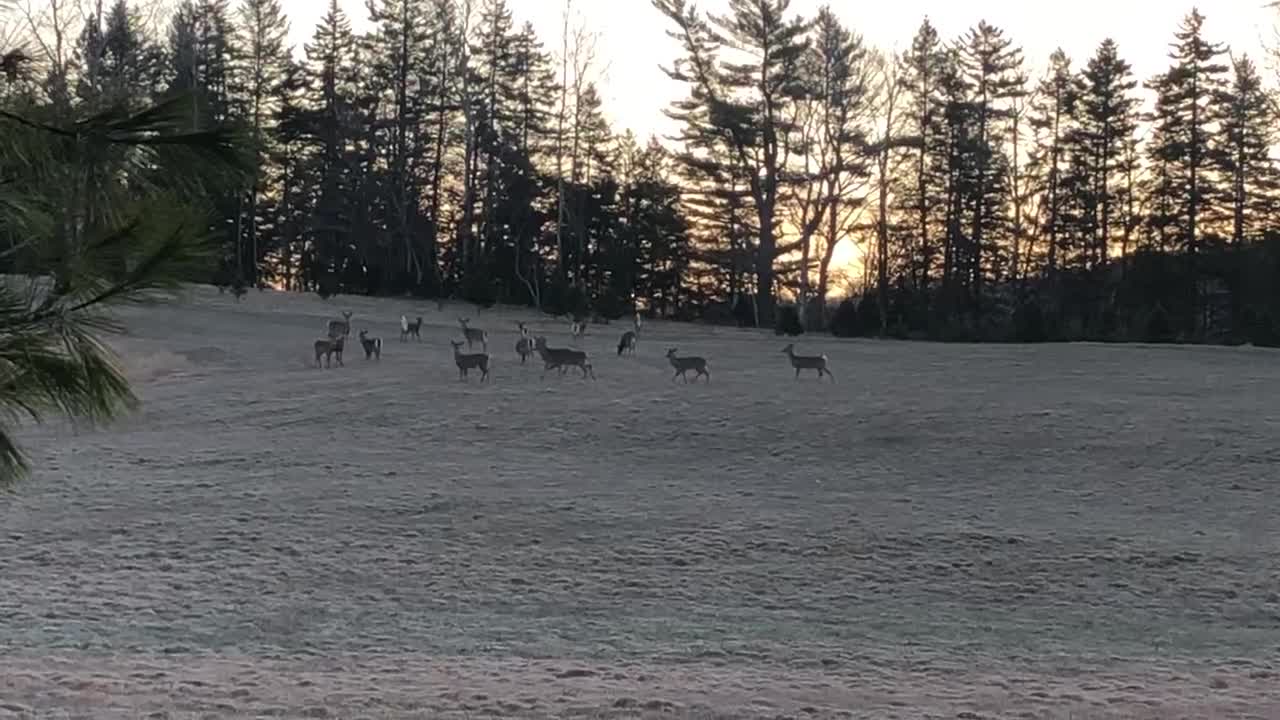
[
  {"left": 666, "top": 348, "right": 710, "bottom": 383},
  {"left": 782, "top": 344, "right": 834, "bottom": 381},
  {"left": 534, "top": 336, "right": 596, "bottom": 380}
]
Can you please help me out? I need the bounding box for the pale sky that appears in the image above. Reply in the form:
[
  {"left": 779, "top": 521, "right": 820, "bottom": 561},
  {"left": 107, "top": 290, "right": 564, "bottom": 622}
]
[{"left": 282, "top": 0, "right": 1280, "bottom": 143}]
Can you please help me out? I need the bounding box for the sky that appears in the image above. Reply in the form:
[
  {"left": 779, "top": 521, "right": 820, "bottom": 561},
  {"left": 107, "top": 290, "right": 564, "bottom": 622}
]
[{"left": 281, "top": 0, "right": 1280, "bottom": 143}]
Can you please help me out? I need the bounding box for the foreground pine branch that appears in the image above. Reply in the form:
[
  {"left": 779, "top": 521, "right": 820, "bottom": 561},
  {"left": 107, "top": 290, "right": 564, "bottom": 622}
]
[{"left": 0, "top": 93, "right": 245, "bottom": 483}]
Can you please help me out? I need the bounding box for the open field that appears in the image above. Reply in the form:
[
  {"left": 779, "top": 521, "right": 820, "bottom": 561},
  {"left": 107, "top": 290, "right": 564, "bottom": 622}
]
[{"left": 1, "top": 286, "right": 1278, "bottom": 719}]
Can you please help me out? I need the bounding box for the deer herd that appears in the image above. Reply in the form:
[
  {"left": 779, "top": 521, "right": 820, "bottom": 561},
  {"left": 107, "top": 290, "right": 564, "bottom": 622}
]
[{"left": 310, "top": 309, "right": 836, "bottom": 384}]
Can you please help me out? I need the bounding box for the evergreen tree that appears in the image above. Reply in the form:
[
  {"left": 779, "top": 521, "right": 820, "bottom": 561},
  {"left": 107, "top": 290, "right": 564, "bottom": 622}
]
[
  {"left": 958, "top": 21, "right": 1025, "bottom": 307},
  {"left": 1078, "top": 38, "right": 1139, "bottom": 265},
  {"left": 1145, "top": 8, "right": 1229, "bottom": 255},
  {"left": 800, "top": 7, "right": 873, "bottom": 323},
  {"left": 234, "top": 0, "right": 291, "bottom": 287},
  {"left": 77, "top": 0, "right": 163, "bottom": 111},
  {"left": 899, "top": 18, "right": 948, "bottom": 291},
  {"left": 654, "top": 0, "right": 810, "bottom": 325},
  {"left": 1215, "top": 54, "right": 1278, "bottom": 245},
  {"left": 303, "top": 0, "right": 363, "bottom": 293},
  {"left": 366, "top": 0, "right": 433, "bottom": 291}
]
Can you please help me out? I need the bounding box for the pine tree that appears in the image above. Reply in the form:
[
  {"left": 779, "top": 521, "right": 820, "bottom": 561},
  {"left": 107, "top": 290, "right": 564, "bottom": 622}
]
[
  {"left": 234, "top": 0, "right": 291, "bottom": 287},
  {"left": 303, "top": 0, "right": 363, "bottom": 292},
  {"left": 800, "top": 7, "right": 873, "bottom": 324},
  {"left": 77, "top": 0, "right": 163, "bottom": 112},
  {"left": 1215, "top": 54, "right": 1277, "bottom": 245},
  {"left": 654, "top": 0, "right": 810, "bottom": 325},
  {"left": 1145, "top": 8, "right": 1229, "bottom": 254},
  {"left": 899, "top": 18, "right": 948, "bottom": 291},
  {"left": 366, "top": 0, "right": 433, "bottom": 291},
  {"left": 618, "top": 136, "right": 691, "bottom": 317},
  {"left": 1078, "top": 38, "right": 1139, "bottom": 265},
  {"left": 958, "top": 21, "right": 1025, "bottom": 308},
  {"left": 1027, "top": 49, "right": 1078, "bottom": 273}
]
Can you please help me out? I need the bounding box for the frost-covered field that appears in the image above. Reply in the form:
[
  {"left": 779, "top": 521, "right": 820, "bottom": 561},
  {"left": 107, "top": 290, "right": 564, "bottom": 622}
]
[{"left": 2, "top": 286, "right": 1278, "bottom": 720}]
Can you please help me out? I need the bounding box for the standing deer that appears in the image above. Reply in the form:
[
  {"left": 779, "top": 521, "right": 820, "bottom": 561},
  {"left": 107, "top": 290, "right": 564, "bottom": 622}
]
[
  {"left": 782, "top": 344, "right": 834, "bottom": 381},
  {"left": 515, "top": 322, "right": 534, "bottom": 364},
  {"left": 359, "top": 330, "right": 382, "bottom": 360},
  {"left": 400, "top": 315, "right": 423, "bottom": 342},
  {"left": 457, "top": 317, "right": 488, "bottom": 351},
  {"left": 570, "top": 318, "right": 587, "bottom": 343},
  {"left": 634, "top": 311, "right": 643, "bottom": 335},
  {"left": 314, "top": 336, "right": 345, "bottom": 368},
  {"left": 327, "top": 311, "right": 353, "bottom": 339},
  {"left": 450, "top": 340, "right": 490, "bottom": 382},
  {"left": 617, "top": 330, "right": 637, "bottom": 356},
  {"left": 666, "top": 348, "right": 710, "bottom": 383}
]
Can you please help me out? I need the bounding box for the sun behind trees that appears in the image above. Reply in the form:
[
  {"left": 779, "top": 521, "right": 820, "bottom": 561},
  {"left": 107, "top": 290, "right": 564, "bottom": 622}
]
[{"left": 655, "top": 0, "right": 1280, "bottom": 341}]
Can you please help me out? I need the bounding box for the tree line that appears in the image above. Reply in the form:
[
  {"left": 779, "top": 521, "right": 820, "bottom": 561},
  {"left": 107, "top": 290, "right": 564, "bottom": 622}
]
[
  {"left": 5, "top": 0, "right": 1280, "bottom": 343},
  {"left": 658, "top": 1, "right": 1280, "bottom": 343}
]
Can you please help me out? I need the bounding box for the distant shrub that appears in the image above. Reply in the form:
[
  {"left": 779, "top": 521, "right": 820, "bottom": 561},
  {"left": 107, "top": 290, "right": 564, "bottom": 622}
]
[
  {"left": 829, "top": 298, "right": 860, "bottom": 338},
  {"left": 774, "top": 305, "right": 804, "bottom": 336},
  {"left": 1144, "top": 303, "right": 1174, "bottom": 343},
  {"left": 316, "top": 273, "right": 337, "bottom": 300},
  {"left": 594, "top": 291, "right": 627, "bottom": 321},
  {"left": 1248, "top": 310, "right": 1280, "bottom": 347},
  {"left": 1013, "top": 298, "right": 1047, "bottom": 343},
  {"left": 732, "top": 295, "right": 757, "bottom": 328},
  {"left": 857, "top": 295, "right": 881, "bottom": 334}
]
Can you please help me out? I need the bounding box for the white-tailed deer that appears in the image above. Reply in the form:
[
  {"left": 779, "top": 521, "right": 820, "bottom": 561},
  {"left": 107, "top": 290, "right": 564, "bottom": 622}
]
[
  {"left": 314, "top": 335, "right": 345, "bottom": 368},
  {"left": 617, "top": 330, "right": 637, "bottom": 356},
  {"left": 666, "top": 348, "right": 709, "bottom": 383},
  {"left": 327, "top": 311, "right": 352, "bottom": 339},
  {"left": 516, "top": 322, "right": 534, "bottom": 364},
  {"left": 458, "top": 317, "right": 488, "bottom": 351},
  {"left": 634, "top": 311, "right": 643, "bottom": 335},
  {"left": 534, "top": 336, "right": 595, "bottom": 380},
  {"left": 400, "top": 315, "right": 423, "bottom": 342},
  {"left": 359, "top": 330, "right": 382, "bottom": 360},
  {"left": 570, "top": 318, "right": 587, "bottom": 343},
  {"left": 781, "top": 344, "right": 834, "bottom": 381},
  {"left": 450, "top": 339, "right": 490, "bottom": 382}
]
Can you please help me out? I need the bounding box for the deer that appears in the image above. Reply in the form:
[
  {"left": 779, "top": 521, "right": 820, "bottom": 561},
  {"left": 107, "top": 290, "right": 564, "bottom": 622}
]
[
  {"left": 617, "top": 330, "right": 637, "bottom": 356},
  {"left": 666, "top": 348, "right": 710, "bottom": 384},
  {"left": 457, "top": 317, "right": 488, "bottom": 351},
  {"left": 515, "top": 321, "right": 534, "bottom": 364},
  {"left": 781, "top": 344, "right": 834, "bottom": 381},
  {"left": 634, "top": 311, "right": 643, "bottom": 335},
  {"left": 534, "top": 336, "right": 596, "bottom": 380},
  {"left": 358, "top": 330, "right": 382, "bottom": 361},
  {"left": 450, "top": 340, "right": 490, "bottom": 382},
  {"left": 327, "top": 311, "right": 353, "bottom": 340},
  {"left": 569, "top": 318, "right": 587, "bottom": 343},
  {"left": 400, "top": 315, "right": 423, "bottom": 342},
  {"left": 314, "top": 335, "right": 345, "bottom": 368}
]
